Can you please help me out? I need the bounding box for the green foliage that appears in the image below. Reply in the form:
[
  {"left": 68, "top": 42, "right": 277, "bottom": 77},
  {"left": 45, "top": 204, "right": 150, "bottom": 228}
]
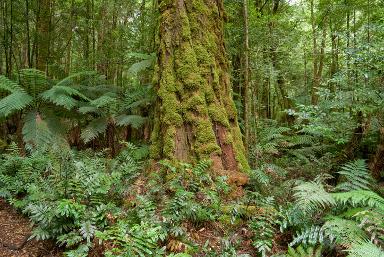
[
  {"left": 336, "top": 160, "right": 375, "bottom": 191},
  {"left": 96, "top": 221, "right": 166, "bottom": 257},
  {"left": 293, "top": 180, "right": 335, "bottom": 214},
  {"left": 0, "top": 142, "right": 147, "bottom": 254},
  {"left": 286, "top": 245, "right": 322, "bottom": 257}
]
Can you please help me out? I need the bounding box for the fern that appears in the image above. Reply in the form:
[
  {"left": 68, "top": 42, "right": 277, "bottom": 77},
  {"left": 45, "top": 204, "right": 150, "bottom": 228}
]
[
  {"left": 347, "top": 242, "right": 384, "bottom": 257},
  {"left": 0, "top": 91, "right": 33, "bottom": 117},
  {"left": 115, "top": 114, "right": 147, "bottom": 129},
  {"left": 286, "top": 244, "right": 322, "bottom": 257},
  {"left": 81, "top": 117, "right": 108, "bottom": 143},
  {"left": 322, "top": 217, "right": 368, "bottom": 247},
  {"left": 336, "top": 160, "right": 374, "bottom": 191},
  {"left": 293, "top": 181, "right": 335, "bottom": 214},
  {"left": 290, "top": 225, "right": 324, "bottom": 246},
  {"left": 332, "top": 190, "right": 384, "bottom": 210}
]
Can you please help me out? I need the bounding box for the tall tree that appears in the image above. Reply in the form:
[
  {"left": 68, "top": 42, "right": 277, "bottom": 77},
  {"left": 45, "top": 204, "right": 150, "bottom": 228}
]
[
  {"left": 150, "top": 0, "right": 249, "bottom": 174},
  {"left": 243, "top": 0, "right": 250, "bottom": 153},
  {"left": 36, "top": 0, "right": 51, "bottom": 73}
]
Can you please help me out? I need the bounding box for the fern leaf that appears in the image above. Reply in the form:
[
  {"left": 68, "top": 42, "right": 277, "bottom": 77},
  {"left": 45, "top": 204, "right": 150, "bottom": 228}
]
[
  {"left": 115, "top": 114, "right": 147, "bottom": 129},
  {"left": 294, "top": 181, "right": 335, "bottom": 214},
  {"left": 81, "top": 117, "right": 108, "bottom": 143},
  {"left": 0, "top": 91, "right": 33, "bottom": 117},
  {"left": 332, "top": 190, "right": 384, "bottom": 210},
  {"left": 347, "top": 242, "right": 384, "bottom": 257},
  {"left": 337, "top": 160, "right": 374, "bottom": 191},
  {"left": 0, "top": 75, "right": 23, "bottom": 93},
  {"left": 18, "top": 69, "right": 49, "bottom": 96},
  {"left": 41, "top": 86, "right": 89, "bottom": 109},
  {"left": 322, "top": 217, "right": 368, "bottom": 247}
]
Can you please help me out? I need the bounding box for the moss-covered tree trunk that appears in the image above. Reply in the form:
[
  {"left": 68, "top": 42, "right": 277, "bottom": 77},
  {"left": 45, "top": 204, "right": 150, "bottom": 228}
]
[{"left": 150, "top": 0, "right": 249, "bottom": 174}]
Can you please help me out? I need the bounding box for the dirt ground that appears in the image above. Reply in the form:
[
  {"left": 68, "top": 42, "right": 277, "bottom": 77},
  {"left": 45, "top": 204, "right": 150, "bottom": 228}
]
[{"left": 0, "top": 199, "right": 62, "bottom": 257}]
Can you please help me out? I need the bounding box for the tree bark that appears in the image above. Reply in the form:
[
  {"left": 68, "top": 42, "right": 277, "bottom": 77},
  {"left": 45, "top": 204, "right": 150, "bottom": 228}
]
[
  {"left": 36, "top": 0, "right": 51, "bottom": 73},
  {"left": 243, "top": 0, "right": 250, "bottom": 154},
  {"left": 151, "top": 0, "right": 249, "bottom": 174},
  {"left": 370, "top": 127, "right": 384, "bottom": 180}
]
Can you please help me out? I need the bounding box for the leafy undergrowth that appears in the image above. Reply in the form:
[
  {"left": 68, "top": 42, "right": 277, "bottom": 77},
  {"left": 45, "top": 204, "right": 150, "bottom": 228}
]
[{"left": 0, "top": 141, "right": 383, "bottom": 256}]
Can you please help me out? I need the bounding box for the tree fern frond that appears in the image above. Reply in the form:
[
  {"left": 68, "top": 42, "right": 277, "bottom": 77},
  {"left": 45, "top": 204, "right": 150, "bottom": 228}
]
[
  {"left": 41, "top": 86, "right": 89, "bottom": 109},
  {"left": 90, "top": 94, "right": 118, "bottom": 108},
  {"left": 115, "top": 114, "right": 147, "bottom": 129},
  {"left": 22, "top": 111, "right": 54, "bottom": 147},
  {"left": 18, "top": 69, "right": 49, "bottom": 96},
  {"left": 0, "top": 91, "right": 33, "bottom": 117},
  {"left": 127, "top": 53, "right": 155, "bottom": 75},
  {"left": 78, "top": 105, "right": 99, "bottom": 114},
  {"left": 55, "top": 71, "right": 98, "bottom": 88},
  {"left": 0, "top": 75, "right": 23, "bottom": 93},
  {"left": 81, "top": 117, "right": 108, "bottom": 143}
]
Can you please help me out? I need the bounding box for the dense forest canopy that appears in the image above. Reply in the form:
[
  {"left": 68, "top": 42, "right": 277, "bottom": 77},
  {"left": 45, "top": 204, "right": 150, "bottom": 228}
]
[{"left": 0, "top": 0, "right": 383, "bottom": 256}]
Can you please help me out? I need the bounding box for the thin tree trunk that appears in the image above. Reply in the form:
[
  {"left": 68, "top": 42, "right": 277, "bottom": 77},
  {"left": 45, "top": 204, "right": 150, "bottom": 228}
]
[
  {"left": 36, "top": 0, "right": 51, "bottom": 73},
  {"left": 243, "top": 0, "right": 250, "bottom": 154},
  {"left": 370, "top": 127, "right": 384, "bottom": 180}
]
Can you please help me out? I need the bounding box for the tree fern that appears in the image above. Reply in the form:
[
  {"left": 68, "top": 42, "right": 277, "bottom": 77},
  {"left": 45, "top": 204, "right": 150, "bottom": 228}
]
[
  {"left": 115, "top": 114, "right": 147, "bottom": 129},
  {"left": 81, "top": 117, "right": 108, "bottom": 143},
  {"left": 18, "top": 69, "right": 49, "bottom": 97},
  {"left": 0, "top": 91, "right": 33, "bottom": 117},
  {"left": 41, "top": 85, "right": 89, "bottom": 110}
]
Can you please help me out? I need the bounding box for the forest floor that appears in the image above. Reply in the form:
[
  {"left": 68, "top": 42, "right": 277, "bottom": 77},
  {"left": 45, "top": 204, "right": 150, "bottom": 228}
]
[{"left": 0, "top": 199, "right": 61, "bottom": 257}]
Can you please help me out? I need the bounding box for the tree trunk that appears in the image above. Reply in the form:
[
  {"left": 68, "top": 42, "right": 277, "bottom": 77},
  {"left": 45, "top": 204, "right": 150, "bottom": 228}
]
[
  {"left": 370, "top": 127, "right": 384, "bottom": 180},
  {"left": 243, "top": 0, "right": 250, "bottom": 155},
  {"left": 36, "top": 0, "right": 51, "bottom": 73},
  {"left": 150, "top": 0, "right": 249, "bottom": 174}
]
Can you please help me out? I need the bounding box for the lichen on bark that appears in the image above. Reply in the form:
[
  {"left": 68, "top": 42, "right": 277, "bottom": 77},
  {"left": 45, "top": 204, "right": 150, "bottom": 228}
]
[{"left": 151, "top": 0, "right": 249, "bottom": 172}]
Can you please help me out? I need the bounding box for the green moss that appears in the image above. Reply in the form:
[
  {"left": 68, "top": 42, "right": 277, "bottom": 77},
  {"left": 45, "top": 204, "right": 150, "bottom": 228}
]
[
  {"left": 194, "top": 119, "right": 220, "bottom": 158},
  {"left": 163, "top": 126, "right": 177, "bottom": 158},
  {"left": 231, "top": 125, "right": 250, "bottom": 171},
  {"left": 208, "top": 104, "right": 229, "bottom": 127}
]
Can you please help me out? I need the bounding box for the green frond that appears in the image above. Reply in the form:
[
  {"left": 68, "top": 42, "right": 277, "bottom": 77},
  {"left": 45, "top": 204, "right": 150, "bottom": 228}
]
[
  {"left": 55, "top": 71, "right": 98, "bottom": 88},
  {"left": 286, "top": 244, "right": 322, "bottom": 257},
  {"left": 294, "top": 181, "right": 336, "bottom": 214},
  {"left": 115, "top": 114, "right": 147, "bottom": 129},
  {"left": 347, "top": 242, "right": 384, "bottom": 257},
  {"left": 336, "top": 160, "right": 374, "bottom": 191},
  {"left": 0, "top": 91, "right": 33, "bottom": 117},
  {"left": 41, "top": 86, "right": 90, "bottom": 110},
  {"left": 81, "top": 117, "right": 108, "bottom": 143},
  {"left": 18, "top": 69, "right": 49, "bottom": 96},
  {"left": 290, "top": 225, "right": 324, "bottom": 246},
  {"left": 332, "top": 190, "right": 384, "bottom": 210},
  {"left": 0, "top": 75, "right": 23, "bottom": 93},
  {"left": 322, "top": 217, "right": 368, "bottom": 247},
  {"left": 22, "top": 111, "right": 54, "bottom": 147},
  {"left": 90, "top": 94, "right": 118, "bottom": 108},
  {"left": 127, "top": 53, "right": 155, "bottom": 75}
]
